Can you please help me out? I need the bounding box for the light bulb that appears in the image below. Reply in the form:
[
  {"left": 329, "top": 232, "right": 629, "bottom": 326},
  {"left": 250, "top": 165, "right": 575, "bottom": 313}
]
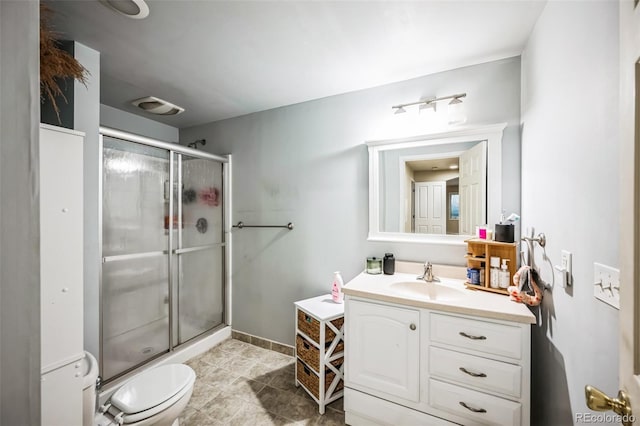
[{"left": 448, "top": 98, "right": 467, "bottom": 125}]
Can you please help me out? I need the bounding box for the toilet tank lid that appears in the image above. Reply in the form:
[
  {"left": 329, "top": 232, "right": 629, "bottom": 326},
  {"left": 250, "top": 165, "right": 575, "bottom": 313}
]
[{"left": 111, "top": 364, "right": 196, "bottom": 414}]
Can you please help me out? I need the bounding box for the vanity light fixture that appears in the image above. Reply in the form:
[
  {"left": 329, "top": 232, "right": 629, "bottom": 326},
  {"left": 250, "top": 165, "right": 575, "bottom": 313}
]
[
  {"left": 449, "top": 164, "right": 459, "bottom": 169},
  {"left": 418, "top": 98, "right": 437, "bottom": 114},
  {"left": 448, "top": 96, "right": 467, "bottom": 125},
  {"left": 391, "top": 93, "right": 467, "bottom": 120}
]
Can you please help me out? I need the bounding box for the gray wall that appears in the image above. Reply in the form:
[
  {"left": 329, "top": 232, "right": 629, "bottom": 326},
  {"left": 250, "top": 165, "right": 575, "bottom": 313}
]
[
  {"left": 73, "top": 43, "right": 102, "bottom": 362},
  {"left": 0, "top": 1, "right": 41, "bottom": 423},
  {"left": 181, "top": 57, "right": 522, "bottom": 345},
  {"left": 100, "top": 104, "right": 179, "bottom": 142},
  {"left": 520, "top": 2, "right": 619, "bottom": 425}
]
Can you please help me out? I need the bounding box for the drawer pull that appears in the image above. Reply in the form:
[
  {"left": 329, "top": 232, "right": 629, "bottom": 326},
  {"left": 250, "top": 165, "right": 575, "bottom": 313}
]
[
  {"left": 410, "top": 323, "right": 417, "bottom": 331},
  {"left": 304, "top": 314, "right": 312, "bottom": 323},
  {"left": 303, "top": 341, "right": 310, "bottom": 350},
  {"left": 459, "top": 367, "right": 487, "bottom": 378},
  {"left": 459, "top": 401, "right": 487, "bottom": 413},
  {"left": 459, "top": 331, "right": 487, "bottom": 340}
]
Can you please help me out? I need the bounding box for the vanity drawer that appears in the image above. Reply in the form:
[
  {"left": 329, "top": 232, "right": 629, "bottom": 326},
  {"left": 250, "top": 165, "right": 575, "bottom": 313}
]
[
  {"left": 429, "top": 313, "right": 522, "bottom": 360},
  {"left": 429, "top": 379, "right": 521, "bottom": 426},
  {"left": 429, "top": 346, "right": 522, "bottom": 398}
]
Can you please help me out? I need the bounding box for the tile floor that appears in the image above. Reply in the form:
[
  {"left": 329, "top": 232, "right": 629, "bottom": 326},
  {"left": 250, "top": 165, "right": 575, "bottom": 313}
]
[{"left": 181, "top": 338, "right": 345, "bottom": 426}]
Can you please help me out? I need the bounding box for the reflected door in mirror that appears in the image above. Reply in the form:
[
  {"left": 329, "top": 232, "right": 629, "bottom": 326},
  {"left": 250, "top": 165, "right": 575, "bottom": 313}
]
[
  {"left": 414, "top": 181, "right": 446, "bottom": 234},
  {"left": 459, "top": 141, "right": 487, "bottom": 235}
]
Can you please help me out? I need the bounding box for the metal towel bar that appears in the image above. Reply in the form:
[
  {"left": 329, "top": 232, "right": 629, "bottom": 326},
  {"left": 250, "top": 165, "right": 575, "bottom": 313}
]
[{"left": 232, "top": 221, "right": 294, "bottom": 230}]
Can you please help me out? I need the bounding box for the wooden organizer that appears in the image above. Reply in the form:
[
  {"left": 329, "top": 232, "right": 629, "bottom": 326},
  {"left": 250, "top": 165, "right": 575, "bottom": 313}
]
[
  {"left": 464, "top": 238, "right": 517, "bottom": 295},
  {"left": 294, "top": 295, "right": 344, "bottom": 415}
]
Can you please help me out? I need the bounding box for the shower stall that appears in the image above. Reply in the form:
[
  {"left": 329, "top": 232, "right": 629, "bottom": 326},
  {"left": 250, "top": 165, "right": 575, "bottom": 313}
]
[{"left": 99, "top": 127, "right": 229, "bottom": 382}]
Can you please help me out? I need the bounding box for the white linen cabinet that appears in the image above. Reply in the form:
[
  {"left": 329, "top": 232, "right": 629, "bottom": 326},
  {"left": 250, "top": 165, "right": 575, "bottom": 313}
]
[{"left": 39, "top": 124, "right": 85, "bottom": 426}]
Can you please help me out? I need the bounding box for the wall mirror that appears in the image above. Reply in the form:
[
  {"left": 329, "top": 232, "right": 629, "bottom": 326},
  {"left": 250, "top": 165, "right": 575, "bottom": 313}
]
[{"left": 367, "top": 123, "right": 506, "bottom": 245}]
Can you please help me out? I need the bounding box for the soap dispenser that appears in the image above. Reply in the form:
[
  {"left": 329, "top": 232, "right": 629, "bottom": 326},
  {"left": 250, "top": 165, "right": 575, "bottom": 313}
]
[
  {"left": 499, "top": 259, "right": 510, "bottom": 289},
  {"left": 331, "top": 271, "right": 344, "bottom": 303}
]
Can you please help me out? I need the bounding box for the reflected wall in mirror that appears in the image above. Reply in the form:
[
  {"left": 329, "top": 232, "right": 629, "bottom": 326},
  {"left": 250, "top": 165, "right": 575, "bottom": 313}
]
[{"left": 368, "top": 123, "right": 506, "bottom": 245}]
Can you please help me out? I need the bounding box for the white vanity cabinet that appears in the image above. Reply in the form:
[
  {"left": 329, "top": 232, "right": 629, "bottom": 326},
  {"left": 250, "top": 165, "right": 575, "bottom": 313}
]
[
  {"left": 345, "top": 299, "right": 420, "bottom": 403},
  {"left": 345, "top": 296, "right": 531, "bottom": 426}
]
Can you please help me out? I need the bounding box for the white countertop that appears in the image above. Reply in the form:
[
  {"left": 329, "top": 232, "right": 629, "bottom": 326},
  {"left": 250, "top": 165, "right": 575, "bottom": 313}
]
[
  {"left": 294, "top": 294, "right": 344, "bottom": 320},
  {"left": 342, "top": 271, "right": 536, "bottom": 324}
]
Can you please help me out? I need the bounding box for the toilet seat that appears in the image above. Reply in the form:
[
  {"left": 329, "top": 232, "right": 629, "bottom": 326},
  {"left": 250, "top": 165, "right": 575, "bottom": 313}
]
[{"left": 108, "top": 364, "right": 196, "bottom": 424}]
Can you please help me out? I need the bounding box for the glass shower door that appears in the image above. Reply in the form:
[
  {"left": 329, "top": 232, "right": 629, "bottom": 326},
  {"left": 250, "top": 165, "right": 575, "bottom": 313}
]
[
  {"left": 101, "top": 138, "right": 171, "bottom": 380},
  {"left": 174, "top": 154, "right": 225, "bottom": 345}
]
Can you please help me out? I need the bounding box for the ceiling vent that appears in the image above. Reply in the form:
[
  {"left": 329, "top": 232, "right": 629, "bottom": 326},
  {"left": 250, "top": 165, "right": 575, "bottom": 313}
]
[
  {"left": 99, "top": 0, "right": 150, "bottom": 19},
  {"left": 131, "top": 96, "right": 185, "bottom": 116}
]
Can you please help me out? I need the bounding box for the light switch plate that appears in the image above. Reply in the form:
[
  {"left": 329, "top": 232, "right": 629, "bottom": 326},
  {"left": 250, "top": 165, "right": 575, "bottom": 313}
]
[{"left": 594, "top": 262, "right": 620, "bottom": 309}]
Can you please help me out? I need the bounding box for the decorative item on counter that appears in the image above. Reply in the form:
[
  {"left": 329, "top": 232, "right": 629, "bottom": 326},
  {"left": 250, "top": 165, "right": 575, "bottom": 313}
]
[
  {"left": 475, "top": 226, "right": 493, "bottom": 240},
  {"left": 331, "top": 271, "right": 344, "bottom": 303},
  {"left": 508, "top": 265, "right": 542, "bottom": 306},
  {"left": 477, "top": 226, "right": 487, "bottom": 239},
  {"left": 196, "top": 218, "right": 208, "bottom": 234},
  {"left": 495, "top": 211, "right": 520, "bottom": 243},
  {"left": 366, "top": 257, "right": 382, "bottom": 274},
  {"left": 182, "top": 188, "right": 197, "bottom": 204},
  {"left": 383, "top": 253, "right": 395, "bottom": 275},
  {"left": 199, "top": 187, "right": 220, "bottom": 207}
]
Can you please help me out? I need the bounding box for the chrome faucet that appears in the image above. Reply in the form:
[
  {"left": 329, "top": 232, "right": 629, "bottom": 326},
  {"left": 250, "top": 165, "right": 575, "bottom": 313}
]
[{"left": 418, "top": 262, "right": 439, "bottom": 282}]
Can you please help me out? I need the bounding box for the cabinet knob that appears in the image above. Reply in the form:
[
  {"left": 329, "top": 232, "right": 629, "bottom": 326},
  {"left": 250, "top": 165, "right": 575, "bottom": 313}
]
[{"left": 409, "top": 323, "right": 416, "bottom": 331}]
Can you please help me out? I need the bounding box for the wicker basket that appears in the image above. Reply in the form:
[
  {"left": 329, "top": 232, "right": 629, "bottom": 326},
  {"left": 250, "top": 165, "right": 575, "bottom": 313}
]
[
  {"left": 297, "top": 310, "right": 344, "bottom": 344},
  {"left": 296, "top": 334, "right": 345, "bottom": 372},
  {"left": 296, "top": 358, "right": 344, "bottom": 400}
]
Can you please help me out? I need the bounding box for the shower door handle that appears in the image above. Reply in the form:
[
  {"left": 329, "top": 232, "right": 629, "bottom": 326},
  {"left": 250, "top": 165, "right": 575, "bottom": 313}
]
[{"left": 173, "top": 243, "right": 225, "bottom": 255}]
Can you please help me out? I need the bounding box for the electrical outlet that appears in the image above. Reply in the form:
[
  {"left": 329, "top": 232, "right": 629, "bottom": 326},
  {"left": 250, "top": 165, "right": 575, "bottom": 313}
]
[{"left": 594, "top": 263, "right": 620, "bottom": 309}]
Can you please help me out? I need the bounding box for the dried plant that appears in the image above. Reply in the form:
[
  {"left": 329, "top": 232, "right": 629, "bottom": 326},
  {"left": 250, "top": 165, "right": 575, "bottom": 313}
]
[{"left": 40, "top": 4, "right": 89, "bottom": 121}]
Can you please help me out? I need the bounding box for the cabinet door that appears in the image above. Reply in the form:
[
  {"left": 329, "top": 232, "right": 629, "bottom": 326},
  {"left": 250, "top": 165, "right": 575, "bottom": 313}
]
[
  {"left": 346, "top": 299, "right": 420, "bottom": 402},
  {"left": 40, "top": 126, "right": 84, "bottom": 371},
  {"left": 41, "top": 361, "right": 83, "bottom": 426}
]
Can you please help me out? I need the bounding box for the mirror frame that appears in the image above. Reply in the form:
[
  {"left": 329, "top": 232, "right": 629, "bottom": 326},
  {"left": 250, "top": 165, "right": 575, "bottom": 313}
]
[{"left": 367, "top": 122, "right": 507, "bottom": 245}]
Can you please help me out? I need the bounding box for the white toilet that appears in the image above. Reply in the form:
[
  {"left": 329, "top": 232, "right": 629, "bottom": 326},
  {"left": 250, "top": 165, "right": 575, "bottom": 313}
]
[{"left": 83, "top": 352, "right": 196, "bottom": 426}]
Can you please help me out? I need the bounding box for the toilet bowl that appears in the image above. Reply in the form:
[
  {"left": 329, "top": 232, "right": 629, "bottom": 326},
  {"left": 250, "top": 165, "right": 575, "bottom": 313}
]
[{"left": 82, "top": 352, "right": 196, "bottom": 426}]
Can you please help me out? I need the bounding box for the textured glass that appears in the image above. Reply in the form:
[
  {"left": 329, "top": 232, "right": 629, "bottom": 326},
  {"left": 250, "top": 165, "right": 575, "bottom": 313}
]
[
  {"left": 179, "top": 156, "right": 223, "bottom": 247},
  {"left": 102, "top": 255, "right": 169, "bottom": 380},
  {"left": 178, "top": 246, "right": 224, "bottom": 343},
  {"left": 101, "top": 139, "right": 226, "bottom": 378},
  {"left": 102, "top": 138, "right": 170, "bottom": 257}
]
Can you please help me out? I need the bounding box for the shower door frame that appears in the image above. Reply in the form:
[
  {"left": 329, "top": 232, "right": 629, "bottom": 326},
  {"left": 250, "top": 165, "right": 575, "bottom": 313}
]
[{"left": 98, "top": 127, "right": 231, "bottom": 382}]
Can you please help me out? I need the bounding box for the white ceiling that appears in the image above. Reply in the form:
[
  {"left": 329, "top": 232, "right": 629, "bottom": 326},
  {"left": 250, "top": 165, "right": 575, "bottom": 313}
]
[
  {"left": 47, "top": 0, "right": 546, "bottom": 129},
  {"left": 408, "top": 157, "right": 459, "bottom": 172}
]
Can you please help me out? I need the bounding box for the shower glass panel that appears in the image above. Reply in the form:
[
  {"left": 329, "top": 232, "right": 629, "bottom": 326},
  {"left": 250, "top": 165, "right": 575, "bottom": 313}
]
[
  {"left": 102, "top": 138, "right": 170, "bottom": 379},
  {"left": 176, "top": 155, "right": 224, "bottom": 344},
  {"left": 101, "top": 255, "right": 169, "bottom": 380}
]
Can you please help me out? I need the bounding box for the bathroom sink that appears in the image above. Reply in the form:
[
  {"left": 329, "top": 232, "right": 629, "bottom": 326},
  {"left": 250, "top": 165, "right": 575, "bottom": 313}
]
[{"left": 389, "top": 281, "right": 465, "bottom": 301}]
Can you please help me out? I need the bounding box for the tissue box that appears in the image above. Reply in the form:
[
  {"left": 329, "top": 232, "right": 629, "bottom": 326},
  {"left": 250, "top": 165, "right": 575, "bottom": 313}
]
[{"left": 495, "top": 224, "right": 515, "bottom": 243}]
